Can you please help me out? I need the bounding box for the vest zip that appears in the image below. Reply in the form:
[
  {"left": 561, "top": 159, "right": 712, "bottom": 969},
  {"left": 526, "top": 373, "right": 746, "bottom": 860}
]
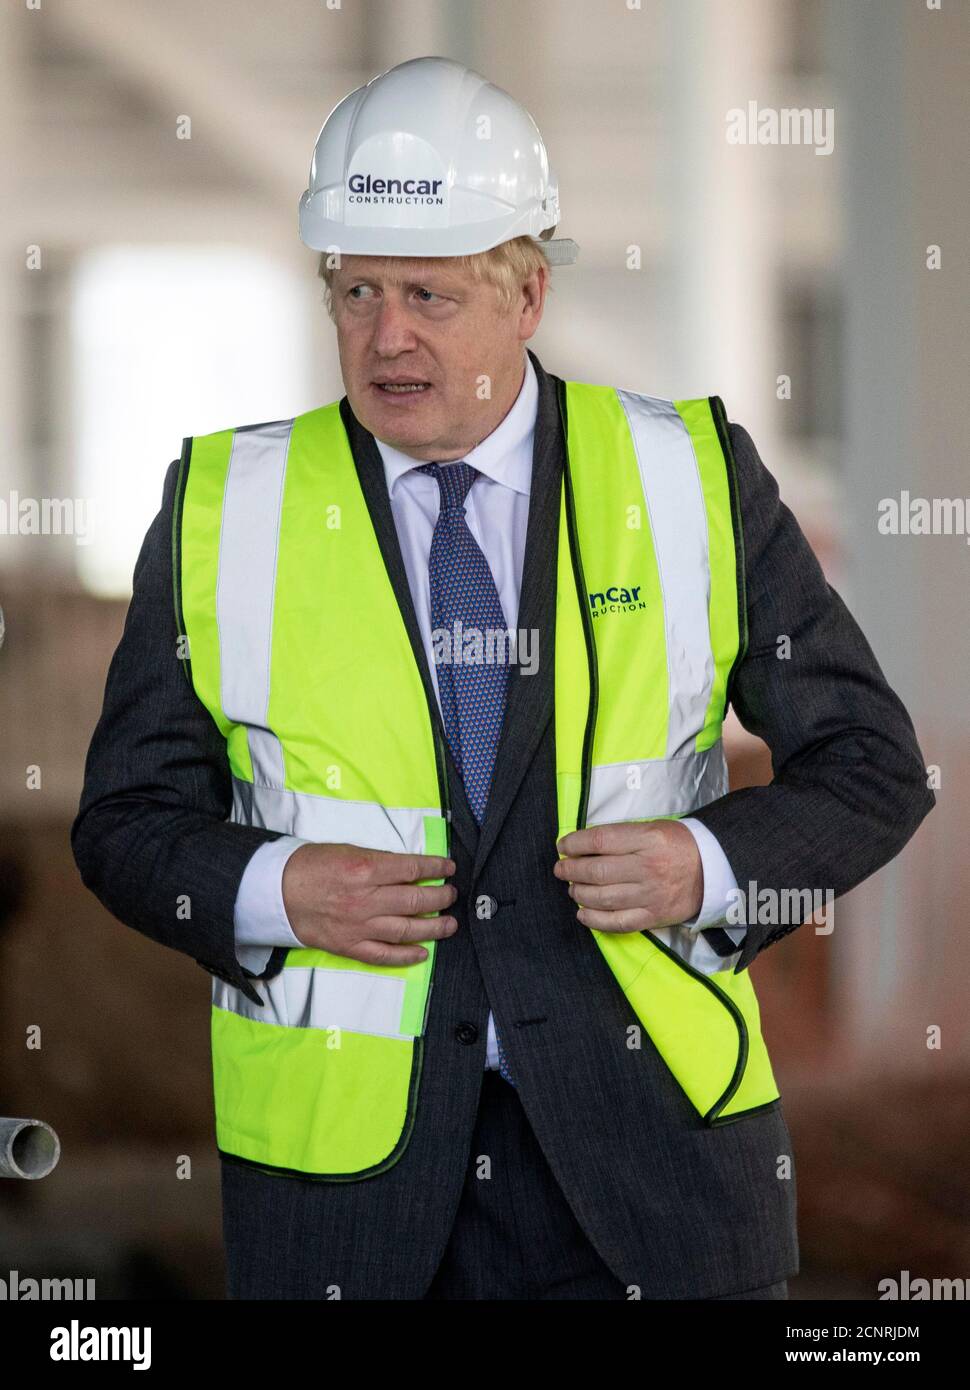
[
  {"left": 708, "top": 395, "right": 748, "bottom": 706},
  {"left": 429, "top": 699, "right": 453, "bottom": 840},
  {"left": 417, "top": 690, "right": 452, "bottom": 1039},
  {"left": 642, "top": 930, "right": 749, "bottom": 1124},
  {"left": 556, "top": 379, "right": 598, "bottom": 832},
  {"left": 171, "top": 437, "right": 194, "bottom": 690}
]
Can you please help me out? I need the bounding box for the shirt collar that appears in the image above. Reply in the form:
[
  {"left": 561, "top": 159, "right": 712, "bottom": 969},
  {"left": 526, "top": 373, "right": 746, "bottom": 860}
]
[{"left": 373, "top": 352, "right": 537, "bottom": 499}]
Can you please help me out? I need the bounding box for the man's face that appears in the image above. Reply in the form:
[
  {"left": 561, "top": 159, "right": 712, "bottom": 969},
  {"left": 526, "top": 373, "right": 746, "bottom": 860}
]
[{"left": 332, "top": 254, "right": 547, "bottom": 462}]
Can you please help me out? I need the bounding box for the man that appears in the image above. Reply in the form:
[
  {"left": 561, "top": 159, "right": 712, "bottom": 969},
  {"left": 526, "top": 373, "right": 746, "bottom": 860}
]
[{"left": 72, "top": 56, "right": 934, "bottom": 1300}]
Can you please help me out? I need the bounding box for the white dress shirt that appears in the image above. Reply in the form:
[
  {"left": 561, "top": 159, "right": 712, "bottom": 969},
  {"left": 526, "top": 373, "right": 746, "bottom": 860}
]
[{"left": 233, "top": 354, "right": 746, "bottom": 1066}]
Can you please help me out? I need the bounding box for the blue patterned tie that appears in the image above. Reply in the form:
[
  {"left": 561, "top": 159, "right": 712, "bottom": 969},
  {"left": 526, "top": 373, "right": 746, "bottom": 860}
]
[{"left": 419, "top": 461, "right": 517, "bottom": 1086}]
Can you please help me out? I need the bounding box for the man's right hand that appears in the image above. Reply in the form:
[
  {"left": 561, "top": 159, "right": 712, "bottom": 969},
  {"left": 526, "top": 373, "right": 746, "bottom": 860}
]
[{"left": 281, "top": 843, "right": 458, "bottom": 966}]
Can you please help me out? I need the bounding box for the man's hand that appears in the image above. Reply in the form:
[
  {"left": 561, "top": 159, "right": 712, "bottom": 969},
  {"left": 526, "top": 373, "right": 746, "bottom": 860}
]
[
  {"left": 553, "top": 820, "right": 703, "bottom": 933},
  {"left": 282, "top": 843, "right": 458, "bottom": 965}
]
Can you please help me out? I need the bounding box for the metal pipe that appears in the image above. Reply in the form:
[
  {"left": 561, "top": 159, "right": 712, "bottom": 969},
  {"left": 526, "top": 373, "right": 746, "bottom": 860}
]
[{"left": 0, "top": 1116, "right": 61, "bottom": 1179}]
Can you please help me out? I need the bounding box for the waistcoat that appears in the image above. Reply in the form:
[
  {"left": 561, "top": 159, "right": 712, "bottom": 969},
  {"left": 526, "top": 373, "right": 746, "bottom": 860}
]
[{"left": 173, "top": 379, "right": 780, "bottom": 1180}]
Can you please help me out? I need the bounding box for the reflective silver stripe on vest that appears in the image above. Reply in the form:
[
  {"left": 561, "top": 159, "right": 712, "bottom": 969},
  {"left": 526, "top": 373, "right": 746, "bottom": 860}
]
[
  {"left": 615, "top": 390, "right": 714, "bottom": 757},
  {"left": 213, "top": 970, "right": 411, "bottom": 1040},
  {"left": 586, "top": 742, "right": 728, "bottom": 826},
  {"left": 217, "top": 419, "right": 294, "bottom": 788},
  {"left": 232, "top": 778, "right": 440, "bottom": 854}
]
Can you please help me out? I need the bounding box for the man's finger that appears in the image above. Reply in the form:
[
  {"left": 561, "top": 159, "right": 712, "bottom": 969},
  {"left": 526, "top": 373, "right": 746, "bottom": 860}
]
[
  {"left": 566, "top": 880, "right": 644, "bottom": 911},
  {"left": 344, "top": 848, "right": 456, "bottom": 886},
  {"left": 370, "top": 913, "right": 459, "bottom": 946},
  {"left": 574, "top": 905, "right": 658, "bottom": 934},
  {"left": 554, "top": 852, "right": 641, "bottom": 886},
  {"left": 354, "top": 939, "right": 436, "bottom": 967},
  {"left": 556, "top": 822, "right": 660, "bottom": 858},
  {"left": 364, "top": 882, "right": 458, "bottom": 919}
]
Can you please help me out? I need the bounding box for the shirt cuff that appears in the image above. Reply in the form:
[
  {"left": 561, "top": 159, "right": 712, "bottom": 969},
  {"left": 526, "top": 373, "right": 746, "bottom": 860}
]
[
  {"left": 233, "top": 835, "right": 310, "bottom": 975},
  {"left": 651, "top": 924, "right": 743, "bottom": 976},
  {"left": 678, "top": 816, "right": 745, "bottom": 943}
]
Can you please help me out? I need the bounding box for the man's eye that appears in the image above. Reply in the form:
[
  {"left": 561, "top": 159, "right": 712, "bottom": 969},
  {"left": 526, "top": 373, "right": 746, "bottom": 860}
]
[
  {"left": 416, "top": 288, "right": 440, "bottom": 303},
  {"left": 348, "top": 285, "right": 371, "bottom": 299}
]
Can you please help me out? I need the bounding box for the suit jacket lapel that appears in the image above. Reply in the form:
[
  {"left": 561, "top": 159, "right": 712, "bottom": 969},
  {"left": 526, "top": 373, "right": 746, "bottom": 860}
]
[
  {"left": 339, "top": 398, "right": 480, "bottom": 859},
  {"left": 472, "top": 349, "right": 564, "bottom": 876}
]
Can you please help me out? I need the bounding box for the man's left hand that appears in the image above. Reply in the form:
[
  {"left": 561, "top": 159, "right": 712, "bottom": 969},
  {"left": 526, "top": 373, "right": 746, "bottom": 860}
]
[{"left": 553, "top": 820, "right": 703, "bottom": 933}]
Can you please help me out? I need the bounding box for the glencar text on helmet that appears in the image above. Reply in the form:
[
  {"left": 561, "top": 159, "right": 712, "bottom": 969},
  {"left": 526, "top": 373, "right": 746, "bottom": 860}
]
[{"left": 347, "top": 174, "right": 445, "bottom": 205}]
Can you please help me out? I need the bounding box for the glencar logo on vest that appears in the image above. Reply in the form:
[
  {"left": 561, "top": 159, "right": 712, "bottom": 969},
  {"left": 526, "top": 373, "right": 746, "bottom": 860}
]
[
  {"left": 347, "top": 173, "right": 445, "bottom": 205},
  {"left": 588, "top": 584, "right": 645, "bottom": 618}
]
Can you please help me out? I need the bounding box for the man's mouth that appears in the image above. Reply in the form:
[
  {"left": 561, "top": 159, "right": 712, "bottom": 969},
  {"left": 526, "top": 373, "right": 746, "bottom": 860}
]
[{"left": 373, "top": 380, "right": 432, "bottom": 395}]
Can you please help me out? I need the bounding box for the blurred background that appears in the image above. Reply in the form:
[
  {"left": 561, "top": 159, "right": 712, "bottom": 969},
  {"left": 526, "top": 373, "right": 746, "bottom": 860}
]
[{"left": 1, "top": 0, "right": 967, "bottom": 1299}]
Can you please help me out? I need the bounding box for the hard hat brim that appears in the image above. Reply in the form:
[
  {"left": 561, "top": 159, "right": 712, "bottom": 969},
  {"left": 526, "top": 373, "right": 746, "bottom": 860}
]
[{"left": 300, "top": 192, "right": 579, "bottom": 265}]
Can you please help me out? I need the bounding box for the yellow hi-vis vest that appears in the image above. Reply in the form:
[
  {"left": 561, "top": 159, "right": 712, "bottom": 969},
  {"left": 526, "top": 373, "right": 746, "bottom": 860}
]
[{"left": 174, "top": 380, "right": 780, "bottom": 1181}]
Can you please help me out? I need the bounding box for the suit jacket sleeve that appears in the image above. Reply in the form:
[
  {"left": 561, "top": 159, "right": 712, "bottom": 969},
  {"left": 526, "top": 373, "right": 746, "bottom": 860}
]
[
  {"left": 71, "top": 458, "right": 289, "bottom": 1005},
  {"left": 689, "top": 419, "right": 936, "bottom": 972}
]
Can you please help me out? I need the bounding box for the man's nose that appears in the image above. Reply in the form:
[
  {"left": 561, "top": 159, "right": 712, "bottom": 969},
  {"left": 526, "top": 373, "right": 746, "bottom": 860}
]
[{"left": 372, "top": 295, "right": 418, "bottom": 355}]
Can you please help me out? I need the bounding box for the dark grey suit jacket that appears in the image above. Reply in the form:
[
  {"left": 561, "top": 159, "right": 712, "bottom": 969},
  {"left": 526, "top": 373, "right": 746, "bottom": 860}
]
[{"left": 72, "top": 348, "right": 934, "bottom": 1298}]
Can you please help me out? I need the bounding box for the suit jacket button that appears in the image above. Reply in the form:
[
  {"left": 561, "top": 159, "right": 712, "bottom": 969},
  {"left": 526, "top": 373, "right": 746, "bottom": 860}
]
[{"left": 455, "top": 1022, "right": 479, "bottom": 1045}]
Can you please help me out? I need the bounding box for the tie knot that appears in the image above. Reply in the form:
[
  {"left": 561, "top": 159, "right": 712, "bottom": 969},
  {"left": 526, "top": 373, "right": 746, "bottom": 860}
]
[{"left": 418, "top": 460, "right": 478, "bottom": 512}]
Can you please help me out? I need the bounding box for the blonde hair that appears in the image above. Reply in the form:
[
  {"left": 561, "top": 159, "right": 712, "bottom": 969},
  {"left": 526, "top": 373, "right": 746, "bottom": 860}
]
[{"left": 316, "top": 234, "right": 553, "bottom": 320}]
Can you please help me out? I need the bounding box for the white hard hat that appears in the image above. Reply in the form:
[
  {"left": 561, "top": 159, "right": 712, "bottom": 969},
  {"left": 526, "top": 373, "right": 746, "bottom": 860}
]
[{"left": 299, "top": 56, "right": 579, "bottom": 265}]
